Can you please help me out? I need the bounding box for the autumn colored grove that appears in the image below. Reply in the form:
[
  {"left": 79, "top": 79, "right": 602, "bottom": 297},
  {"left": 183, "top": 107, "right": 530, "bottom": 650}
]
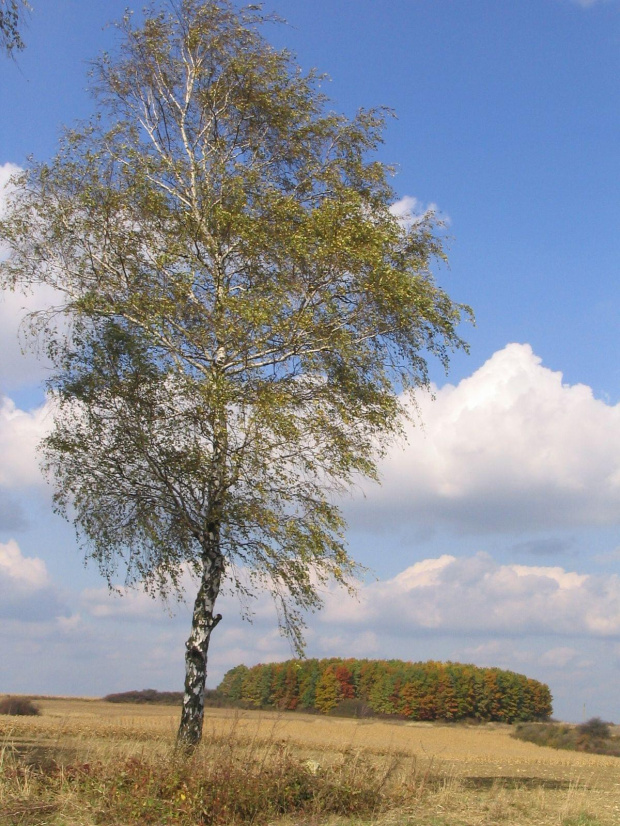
[{"left": 217, "top": 659, "right": 553, "bottom": 723}]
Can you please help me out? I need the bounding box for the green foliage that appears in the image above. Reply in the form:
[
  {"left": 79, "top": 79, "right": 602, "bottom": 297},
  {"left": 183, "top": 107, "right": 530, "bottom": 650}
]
[
  {"left": 216, "top": 665, "right": 249, "bottom": 703},
  {"left": 0, "top": 696, "right": 40, "bottom": 716},
  {"left": 218, "top": 658, "right": 553, "bottom": 723},
  {"left": 314, "top": 665, "right": 343, "bottom": 713},
  {"left": 513, "top": 718, "right": 620, "bottom": 757}
]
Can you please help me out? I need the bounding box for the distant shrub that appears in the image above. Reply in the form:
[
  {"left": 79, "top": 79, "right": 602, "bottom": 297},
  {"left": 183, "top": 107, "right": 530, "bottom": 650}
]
[
  {"left": 328, "top": 698, "right": 375, "bottom": 719},
  {"left": 103, "top": 689, "right": 184, "bottom": 705},
  {"left": 203, "top": 689, "right": 228, "bottom": 708},
  {"left": 103, "top": 688, "right": 225, "bottom": 706},
  {"left": 0, "top": 697, "right": 40, "bottom": 716},
  {"left": 513, "top": 718, "right": 620, "bottom": 757},
  {"left": 576, "top": 717, "right": 610, "bottom": 741}
]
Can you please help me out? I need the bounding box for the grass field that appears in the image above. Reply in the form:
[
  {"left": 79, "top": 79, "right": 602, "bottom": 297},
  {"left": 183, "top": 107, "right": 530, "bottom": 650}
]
[{"left": 1, "top": 696, "right": 619, "bottom": 825}]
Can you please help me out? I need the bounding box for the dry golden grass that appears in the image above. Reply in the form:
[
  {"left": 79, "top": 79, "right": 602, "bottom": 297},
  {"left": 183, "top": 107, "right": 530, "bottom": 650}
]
[{"left": 1, "top": 696, "right": 619, "bottom": 825}]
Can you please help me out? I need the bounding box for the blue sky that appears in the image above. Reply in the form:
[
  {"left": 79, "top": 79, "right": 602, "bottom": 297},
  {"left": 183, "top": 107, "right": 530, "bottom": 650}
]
[{"left": 1, "top": 0, "right": 620, "bottom": 723}]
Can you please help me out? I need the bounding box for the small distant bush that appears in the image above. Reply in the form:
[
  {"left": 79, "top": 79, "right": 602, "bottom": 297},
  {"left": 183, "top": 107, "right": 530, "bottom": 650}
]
[
  {"left": 103, "top": 689, "right": 184, "bottom": 705},
  {"left": 203, "top": 689, "right": 228, "bottom": 707},
  {"left": 513, "top": 717, "right": 620, "bottom": 757},
  {"left": 576, "top": 717, "right": 610, "bottom": 741},
  {"left": 328, "top": 698, "right": 375, "bottom": 719},
  {"left": 0, "top": 697, "right": 40, "bottom": 716},
  {"left": 103, "top": 688, "right": 225, "bottom": 706}
]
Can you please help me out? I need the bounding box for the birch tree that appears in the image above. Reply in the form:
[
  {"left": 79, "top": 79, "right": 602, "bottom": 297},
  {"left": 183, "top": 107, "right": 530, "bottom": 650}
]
[{"left": 0, "top": 0, "right": 471, "bottom": 747}]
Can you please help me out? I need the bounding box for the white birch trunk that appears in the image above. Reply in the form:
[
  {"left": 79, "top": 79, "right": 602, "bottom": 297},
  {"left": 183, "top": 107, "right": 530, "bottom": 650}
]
[{"left": 177, "top": 540, "right": 224, "bottom": 747}]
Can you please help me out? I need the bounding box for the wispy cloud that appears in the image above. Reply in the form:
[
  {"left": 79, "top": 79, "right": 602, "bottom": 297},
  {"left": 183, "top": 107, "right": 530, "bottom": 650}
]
[{"left": 570, "top": 0, "right": 610, "bottom": 7}]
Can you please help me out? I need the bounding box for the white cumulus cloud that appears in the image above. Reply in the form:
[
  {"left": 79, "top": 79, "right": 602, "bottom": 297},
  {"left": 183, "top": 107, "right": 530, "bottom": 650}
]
[
  {"left": 321, "top": 552, "right": 620, "bottom": 639},
  {"left": 0, "top": 395, "right": 51, "bottom": 489},
  {"left": 0, "top": 538, "right": 49, "bottom": 588},
  {"left": 349, "top": 343, "right": 620, "bottom": 534},
  {"left": 0, "top": 538, "right": 67, "bottom": 621}
]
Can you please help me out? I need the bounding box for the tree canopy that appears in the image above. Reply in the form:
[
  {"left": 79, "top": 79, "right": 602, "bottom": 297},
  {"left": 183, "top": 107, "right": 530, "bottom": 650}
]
[
  {"left": 0, "top": 0, "right": 471, "bottom": 746},
  {"left": 218, "top": 658, "right": 553, "bottom": 723}
]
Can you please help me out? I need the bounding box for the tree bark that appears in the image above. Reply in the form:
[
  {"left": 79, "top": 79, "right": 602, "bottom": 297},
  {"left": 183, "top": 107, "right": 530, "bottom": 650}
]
[{"left": 177, "top": 540, "right": 224, "bottom": 748}]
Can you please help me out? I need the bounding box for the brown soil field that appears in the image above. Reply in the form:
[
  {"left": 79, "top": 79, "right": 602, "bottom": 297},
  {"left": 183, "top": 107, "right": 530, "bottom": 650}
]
[{"left": 1, "top": 696, "right": 619, "bottom": 825}]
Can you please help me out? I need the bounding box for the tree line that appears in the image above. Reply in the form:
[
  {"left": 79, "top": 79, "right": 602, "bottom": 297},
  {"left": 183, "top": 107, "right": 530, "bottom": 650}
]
[{"left": 218, "top": 659, "right": 552, "bottom": 723}]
